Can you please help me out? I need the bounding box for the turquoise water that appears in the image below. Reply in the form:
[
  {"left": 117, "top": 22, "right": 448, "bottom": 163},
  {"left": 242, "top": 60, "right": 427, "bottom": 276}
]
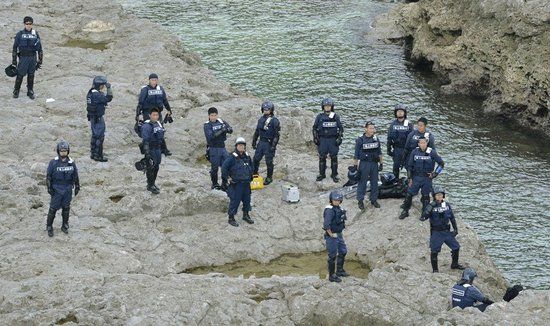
[{"left": 123, "top": 0, "right": 550, "bottom": 289}]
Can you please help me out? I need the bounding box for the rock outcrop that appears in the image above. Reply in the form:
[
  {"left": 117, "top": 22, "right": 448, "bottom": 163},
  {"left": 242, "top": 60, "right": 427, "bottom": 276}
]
[
  {"left": 0, "top": 0, "right": 548, "bottom": 325},
  {"left": 371, "top": 0, "right": 550, "bottom": 137}
]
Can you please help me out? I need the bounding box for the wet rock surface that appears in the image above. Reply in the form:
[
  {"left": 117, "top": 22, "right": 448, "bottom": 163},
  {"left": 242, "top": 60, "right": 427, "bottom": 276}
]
[{"left": 0, "top": 0, "right": 548, "bottom": 324}]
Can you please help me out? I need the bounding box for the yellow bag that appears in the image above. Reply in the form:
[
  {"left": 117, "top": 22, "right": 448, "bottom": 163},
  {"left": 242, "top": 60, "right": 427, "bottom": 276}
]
[{"left": 250, "top": 174, "right": 264, "bottom": 190}]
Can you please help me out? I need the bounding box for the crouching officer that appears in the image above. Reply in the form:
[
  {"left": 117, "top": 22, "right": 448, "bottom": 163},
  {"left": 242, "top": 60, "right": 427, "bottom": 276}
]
[
  {"left": 252, "top": 101, "right": 281, "bottom": 185},
  {"left": 403, "top": 117, "right": 436, "bottom": 164},
  {"left": 136, "top": 73, "right": 173, "bottom": 156},
  {"left": 420, "top": 186, "right": 464, "bottom": 272},
  {"left": 204, "top": 107, "right": 233, "bottom": 189},
  {"left": 46, "top": 141, "right": 80, "bottom": 237},
  {"left": 452, "top": 268, "right": 494, "bottom": 312},
  {"left": 323, "top": 191, "right": 349, "bottom": 283},
  {"left": 399, "top": 137, "right": 444, "bottom": 219},
  {"left": 313, "top": 98, "right": 344, "bottom": 182},
  {"left": 141, "top": 108, "right": 165, "bottom": 194},
  {"left": 222, "top": 137, "right": 254, "bottom": 227},
  {"left": 12, "top": 16, "right": 43, "bottom": 99},
  {"left": 387, "top": 104, "right": 413, "bottom": 178},
  {"left": 354, "top": 121, "right": 383, "bottom": 210},
  {"left": 86, "top": 76, "right": 113, "bottom": 162}
]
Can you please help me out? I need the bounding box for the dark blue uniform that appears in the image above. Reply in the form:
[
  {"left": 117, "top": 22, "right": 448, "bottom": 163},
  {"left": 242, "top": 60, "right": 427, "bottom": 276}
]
[
  {"left": 403, "top": 130, "right": 436, "bottom": 163},
  {"left": 87, "top": 88, "right": 113, "bottom": 158},
  {"left": 204, "top": 118, "right": 231, "bottom": 186},
  {"left": 222, "top": 151, "right": 254, "bottom": 217},
  {"left": 13, "top": 29, "right": 42, "bottom": 76},
  {"left": 323, "top": 205, "right": 348, "bottom": 260},
  {"left": 423, "top": 201, "right": 460, "bottom": 253},
  {"left": 452, "top": 283, "right": 489, "bottom": 311},
  {"left": 313, "top": 112, "right": 343, "bottom": 157},
  {"left": 387, "top": 119, "right": 413, "bottom": 177},
  {"left": 142, "top": 120, "right": 165, "bottom": 189},
  {"left": 252, "top": 115, "right": 280, "bottom": 179},
  {"left": 137, "top": 85, "right": 171, "bottom": 120},
  {"left": 47, "top": 157, "right": 79, "bottom": 210},
  {"left": 355, "top": 134, "right": 382, "bottom": 204},
  {"left": 406, "top": 147, "right": 443, "bottom": 197}
]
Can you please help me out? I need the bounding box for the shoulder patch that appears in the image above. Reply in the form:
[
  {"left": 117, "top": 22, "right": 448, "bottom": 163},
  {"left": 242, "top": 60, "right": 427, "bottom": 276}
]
[
  {"left": 233, "top": 152, "right": 238, "bottom": 157},
  {"left": 156, "top": 86, "right": 161, "bottom": 90},
  {"left": 425, "top": 132, "right": 430, "bottom": 138},
  {"left": 325, "top": 205, "right": 333, "bottom": 209},
  {"left": 141, "top": 85, "right": 147, "bottom": 89},
  {"left": 91, "top": 89, "right": 98, "bottom": 93},
  {"left": 68, "top": 158, "right": 74, "bottom": 164},
  {"left": 426, "top": 147, "right": 432, "bottom": 153},
  {"left": 404, "top": 119, "right": 409, "bottom": 126},
  {"left": 204, "top": 120, "right": 210, "bottom": 124},
  {"left": 32, "top": 30, "right": 36, "bottom": 36},
  {"left": 144, "top": 119, "right": 150, "bottom": 123},
  {"left": 218, "top": 118, "right": 224, "bottom": 124},
  {"left": 463, "top": 284, "right": 471, "bottom": 288},
  {"left": 54, "top": 156, "right": 59, "bottom": 160},
  {"left": 373, "top": 135, "right": 378, "bottom": 141},
  {"left": 328, "top": 112, "right": 335, "bottom": 119}
]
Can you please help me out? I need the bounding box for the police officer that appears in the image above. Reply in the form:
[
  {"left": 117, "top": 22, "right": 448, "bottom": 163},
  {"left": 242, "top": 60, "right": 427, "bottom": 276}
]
[
  {"left": 355, "top": 121, "right": 383, "bottom": 210},
  {"left": 136, "top": 73, "right": 173, "bottom": 156},
  {"left": 387, "top": 104, "right": 413, "bottom": 178},
  {"left": 420, "top": 186, "right": 464, "bottom": 272},
  {"left": 403, "top": 117, "right": 436, "bottom": 164},
  {"left": 204, "top": 107, "right": 233, "bottom": 189},
  {"left": 323, "top": 191, "right": 349, "bottom": 283},
  {"left": 252, "top": 101, "right": 281, "bottom": 186},
  {"left": 313, "top": 98, "right": 344, "bottom": 182},
  {"left": 221, "top": 137, "right": 254, "bottom": 227},
  {"left": 399, "top": 137, "right": 444, "bottom": 219},
  {"left": 46, "top": 141, "right": 80, "bottom": 237},
  {"left": 451, "top": 268, "right": 494, "bottom": 312},
  {"left": 141, "top": 108, "right": 165, "bottom": 194},
  {"left": 86, "top": 76, "right": 113, "bottom": 162},
  {"left": 12, "top": 16, "right": 43, "bottom": 99}
]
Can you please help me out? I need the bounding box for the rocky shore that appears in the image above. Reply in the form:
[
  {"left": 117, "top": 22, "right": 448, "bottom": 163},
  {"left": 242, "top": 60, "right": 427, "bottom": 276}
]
[
  {"left": 0, "top": 0, "right": 548, "bottom": 324},
  {"left": 372, "top": 0, "right": 550, "bottom": 137}
]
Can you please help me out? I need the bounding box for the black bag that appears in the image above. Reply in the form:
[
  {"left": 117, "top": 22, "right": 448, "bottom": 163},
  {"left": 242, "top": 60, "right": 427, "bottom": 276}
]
[
  {"left": 378, "top": 177, "right": 408, "bottom": 199},
  {"left": 5, "top": 64, "right": 17, "bottom": 77}
]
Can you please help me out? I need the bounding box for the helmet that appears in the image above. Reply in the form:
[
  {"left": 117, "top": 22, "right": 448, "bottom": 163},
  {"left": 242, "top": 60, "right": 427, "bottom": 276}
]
[
  {"left": 380, "top": 172, "right": 396, "bottom": 186},
  {"left": 329, "top": 190, "right": 344, "bottom": 202},
  {"left": 149, "top": 73, "right": 159, "bottom": 80},
  {"left": 261, "top": 101, "right": 275, "bottom": 114},
  {"left": 394, "top": 103, "right": 407, "bottom": 118},
  {"left": 235, "top": 137, "right": 246, "bottom": 146},
  {"left": 433, "top": 185, "right": 445, "bottom": 198},
  {"left": 208, "top": 107, "right": 218, "bottom": 115},
  {"left": 321, "top": 97, "right": 334, "bottom": 111},
  {"left": 461, "top": 268, "right": 477, "bottom": 282},
  {"left": 5, "top": 64, "right": 17, "bottom": 77},
  {"left": 347, "top": 165, "right": 360, "bottom": 182},
  {"left": 92, "top": 75, "right": 108, "bottom": 89},
  {"left": 56, "top": 140, "right": 70, "bottom": 155},
  {"left": 24, "top": 16, "right": 33, "bottom": 24}
]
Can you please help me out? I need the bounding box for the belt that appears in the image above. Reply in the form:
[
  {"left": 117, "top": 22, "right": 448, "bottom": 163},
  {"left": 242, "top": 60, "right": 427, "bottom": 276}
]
[
  {"left": 259, "top": 137, "right": 272, "bottom": 142},
  {"left": 19, "top": 50, "right": 36, "bottom": 56},
  {"left": 413, "top": 173, "right": 430, "bottom": 177},
  {"left": 149, "top": 142, "right": 161, "bottom": 148},
  {"left": 361, "top": 157, "right": 379, "bottom": 162},
  {"left": 209, "top": 145, "right": 225, "bottom": 149},
  {"left": 431, "top": 226, "right": 450, "bottom": 232}
]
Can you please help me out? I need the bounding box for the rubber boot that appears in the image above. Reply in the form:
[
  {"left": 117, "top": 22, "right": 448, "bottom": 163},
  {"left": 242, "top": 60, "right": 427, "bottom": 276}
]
[
  {"left": 358, "top": 200, "right": 365, "bottom": 211},
  {"left": 61, "top": 207, "right": 70, "bottom": 234},
  {"left": 242, "top": 211, "right": 254, "bottom": 224},
  {"left": 152, "top": 168, "right": 160, "bottom": 192},
  {"left": 451, "top": 249, "right": 465, "bottom": 270},
  {"left": 336, "top": 254, "right": 350, "bottom": 277},
  {"left": 328, "top": 257, "right": 341, "bottom": 282},
  {"left": 228, "top": 215, "right": 239, "bottom": 227},
  {"left": 421, "top": 195, "right": 430, "bottom": 213},
  {"left": 211, "top": 173, "right": 220, "bottom": 190},
  {"left": 27, "top": 74, "right": 35, "bottom": 99},
  {"left": 371, "top": 200, "right": 380, "bottom": 208},
  {"left": 264, "top": 163, "right": 274, "bottom": 185},
  {"left": 13, "top": 75, "right": 24, "bottom": 98},
  {"left": 431, "top": 252, "right": 439, "bottom": 273},
  {"left": 90, "top": 138, "right": 96, "bottom": 160},
  {"left": 96, "top": 137, "right": 108, "bottom": 162},
  {"left": 146, "top": 169, "right": 159, "bottom": 194},
  {"left": 393, "top": 165, "right": 400, "bottom": 179},
  {"left": 316, "top": 158, "right": 326, "bottom": 181},
  {"left": 46, "top": 207, "right": 56, "bottom": 237},
  {"left": 399, "top": 193, "right": 413, "bottom": 219},
  {"left": 330, "top": 156, "right": 339, "bottom": 183},
  {"left": 253, "top": 159, "right": 260, "bottom": 176},
  {"left": 161, "top": 138, "right": 172, "bottom": 156}
]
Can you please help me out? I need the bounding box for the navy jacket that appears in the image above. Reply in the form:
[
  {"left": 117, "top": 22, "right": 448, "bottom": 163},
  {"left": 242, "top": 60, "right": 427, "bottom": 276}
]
[
  {"left": 323, "top": 205, "right": 347, "bottom": 233},
  {"left": 222, "top": 151, "right": 253, "bottom": 183},
  {"left": 355, "top": 134, "right": 382, "bottom": 162}
]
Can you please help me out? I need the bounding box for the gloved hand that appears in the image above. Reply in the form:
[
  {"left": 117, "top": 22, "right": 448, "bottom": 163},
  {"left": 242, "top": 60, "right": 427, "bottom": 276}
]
[
  {"left": 378, "top": 163, "right": 383, "bottom": 172},
  {"left": 336, "top": 136, "right": 342, "bottom": 146},
  {"left": 419, "top": 216, "right": 427, "bottom": 221},
  {"left": 36, "top": 61, "right": 42, "bottom": 70},
  {"left": 387, "top": 148, "right": 393, "bottom": 157},
  {"left": 74, "top": 186, "right": 80, "bottom": 196},
  {"left": 163, "top": 115, "right": 174, "bottom": 124},
  {"left": 226, "top": 126, "right": 233, "bottom": 134},
  {"left": 221, "top": 179, "right": 228, "bottom": 192},
  {"left": 252, "top": 141, "right": 257, "bottom": 150},
  {"left": 452, "top": 230, "right": 458, "bottom": 237},
  {"left": 47, "top": 187, "right": 54, "bottom": 196},
  {"left": 145, "top": 158, "right": 154, "bottom": 169},
  {"left": 429, "top": 171, "right": 439, "bottom": 179},
  {"left": 314, "top": 137, "right": 320, "bottom": 146},
  {"left": 270, "top": 145, "right": 277, "bottom": 152},
  {"left": 12, "top": 59, "right": 17, "bottom": 66},
  {"left": 105, "top": 82, "right": 111, "bottom": 88},
  {"left": 135, "top": 115, "right": 140, "bottom": 122}
]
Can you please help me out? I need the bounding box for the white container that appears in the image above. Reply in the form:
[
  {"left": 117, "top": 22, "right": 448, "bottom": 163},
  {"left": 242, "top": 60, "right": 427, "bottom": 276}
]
[{"left": 281, "top": 185, "right": 300, "bottom": 203}]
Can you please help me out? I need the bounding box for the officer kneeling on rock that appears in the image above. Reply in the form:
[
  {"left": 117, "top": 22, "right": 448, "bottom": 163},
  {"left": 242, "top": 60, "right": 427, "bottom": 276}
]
[
  {"left": 323, "top": 191, "right": 349, "bottom": 283},
  {"left": 252, "top": 101, "right": 280, "bottom": 186},
  {"left": 141, "top": 108, "right": 165, "bottom": 194},
  {"left": 12, "top": 16, "right": 43, "bottom": 99},
  {"left": 354, "top": 121, "right": 383, "bottom": 210},
  {"left": 46, "top": 141, "right": 80, "bottom": 237},
  {"left": 221, "top": 137, "right": 254, "bottom": 227},
  {"left": 86, "top": 76, "right": 113, "bottom": 162},
  {"left": 420, "top": 186, "right": 464, "bottom": 272},
  {"left": 451, "top": 268, "right": 494, "bottom": 312},
  {"left": 204, "top": 107, "right": 233, "bottom": 190}
]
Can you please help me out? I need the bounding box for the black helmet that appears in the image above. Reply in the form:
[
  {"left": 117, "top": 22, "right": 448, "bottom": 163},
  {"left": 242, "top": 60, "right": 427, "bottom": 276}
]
[
  {"left": 149, "top": 73, "right": 159, "bottom": 80},
  {"left": 380, "top": 172, "right": 397, "bottom": 186},
  {"left": 321, "top": 97, "right": 334, "bottom": 111},
  {"left": 394, "top": 103, "right": 407, "bottom": 118},
  {"left": 23, "top": 16, "right": 33, "bottom": 24},
  {"left": 461, "top": 268, "right": 477, "bottom": 282},
  {"left": 5, "top": 64, "right": 17, "bottom": 77},
  {"left": 347, "top": 165, "right": 360, "bottom": 183},
  {"left": 56, "top": 140, "right": 70, "bottom": 155},
  {"left": 208, "top": 107, "right": 218, "bottom": 115},
  {"left": 433, "top": 185, "right": 445, "bottom": 198},
  {"left": 261, "top": 101, "right": 275, "bottom": 114},
  {"left": 92, "top": 75, "right": 108, "bottom": 89},
  {"left": 329, "top": 190, "right": 344, "bottom": 202}
]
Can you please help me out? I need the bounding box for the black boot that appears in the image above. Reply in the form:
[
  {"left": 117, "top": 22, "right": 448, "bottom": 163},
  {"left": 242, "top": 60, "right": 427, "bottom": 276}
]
[
  {"left": 336, "top": 254, "right": 350, "bottom": 277},
  {"left": 152, "top": 167, "right": 160, "bottom": 192},
  {"left": 371, "top": 201, "right": 380, "bottom": 208},
  {"left": 399, "top": 193, "right": 413, "bottom": 219},
  {"left": 328, "top": 257, "right": 341, "bottom": 282},
  {"left": 264, "top": 163, "right": 274, "bottom": 185},
  {"left": 242, "top": 211, "right": 254, "bottom": 224},
  {"left": 90, "top": 138, "right": 96, "bottom": 160},
  {"left": 161, "top": 138, "right": 172, "bottom": 156},
  {"left": 228, "top": 215, "right": 239, "bottom": 227},
  {"left": 46, "top": 207, "right": 56, "bottom": 237},
  {"left": 27, "top": 74, "right": 35, "bottom": 99},
  {"left": 431, "top": 252, "right": 439, "bottom": 273},
  {"left": 393, "top": 165, "right": 400, "bottom": 179},
  {"left": 330, "top": 156, "right": 339, "bottom": 183},
  {"left": 13, "top": 75, "right": 24, "bottom": 98},
  {"left": 146, "top": 169, "right": 159, "bottom": 194},
  {"left": 358, "top": 200, "right": 365, "bottom": 211},
  {"left": 253, "top": 159, "right": 260, "bottom": 176},
  {"left": 211, "top": 173, "right": 220, "bottom": 190},
  {"left": 95, "top": 137, "right": 108, "bottom": 162},
  {"left": 316, "top": 158, "right": 326, "bottom": 181},
  {"left": 421, "top": 195, "right": 430, "bottom": 213},
  {"left": 61, "top": 207, "right": 70, "bottom": 234},
  {"left": 451, "top": 249, "right": 465, "bottom": 270}
]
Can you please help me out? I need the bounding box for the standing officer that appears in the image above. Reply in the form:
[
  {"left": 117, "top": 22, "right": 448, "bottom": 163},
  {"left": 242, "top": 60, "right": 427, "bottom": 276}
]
[
  {"left": 354, "top": 121, "right": 383, "bottom": 210},
  {"left": 399, "top": 137, "right": 444, "bottom": 219},
  {"left": 420, "top": 186, "right": 464, "bottom": 272},
  {"left": 387, "top": 104, "right": 413, "bottom": 178},
  {"left": 204, "top": 107, "right": 233, "bottom": 189},
  {"left": 451, "top": 268, "right": 494, "bottom": 312},
  {"left": 313, "top": 98, "right": 344, "bottom": 182},
  {"left": 86, "top": 76, "right": 113, "bottom": 162},
  {"left": 323, "top": 191, "right": 349, "bottom": 283},
  {"left": 221, "top": 137, "right": 254, "bottom": 227},
  {"left": 135, "top": 73, "right": 173, "bottom": 156},
  {"left": 141, "top": 108, "right": 165, "bottom": 194},
  {"left": 46, "top": 141, "right": 80, "bottom": 237},
  {"left": 12, "top": 16, "right": 43, "bottom": 99},
  {"left": 402, "top": 117, "right": 436, "bottom": 164},
  {"left": 252, "top": 101, "right": 281, "bottom": 186}
]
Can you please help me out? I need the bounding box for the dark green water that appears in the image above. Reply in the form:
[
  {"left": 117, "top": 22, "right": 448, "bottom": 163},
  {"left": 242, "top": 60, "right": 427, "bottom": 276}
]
[{"left": 123, "top": 0, "right": 550, "bottom": 289}]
